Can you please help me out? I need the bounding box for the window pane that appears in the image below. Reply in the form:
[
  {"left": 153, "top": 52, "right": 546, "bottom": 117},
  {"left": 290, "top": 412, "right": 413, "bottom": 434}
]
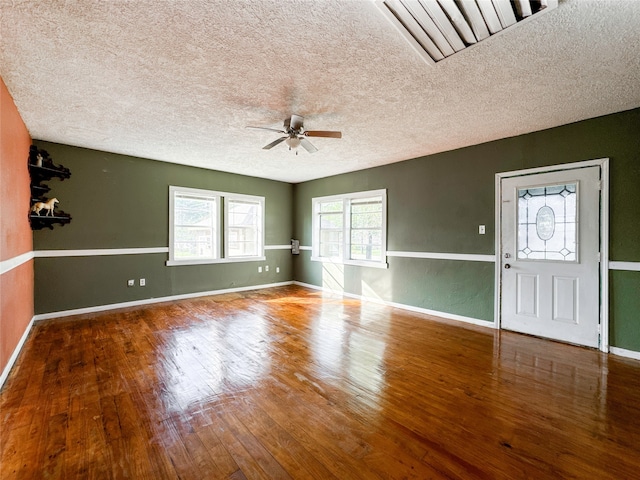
[
  {"left": 318, "top": 202, "right": 344, "bottom": 258},
  {"left": 320, "top": 213, "right": 343, "bottom": 229},
  {"left": 320, "top": 201, "right": 343, "bottom": 213},
  {"left": 351, "top": 211, "right": 381, "bottom": 229},
  {"left": 350, "top": 196, "right": 383, "bottom": 261},
  {"left": 227, "top": 199, "right": 262, "bottom": 257},
  {"left": 517, "top": 183, "right": 577, "bottom": 261},
  {"left": 320, "top": 229, "right": 342, "bottom": 244},
  {"left": 320, "top": 242, "right": 342, "bottom": 258},
  {"left": 174, "top": 227, "right": 214, "bottom": 259},
  {"left": 351, "top": 229, "right": 382, "bottom": 261},
  {"left": 320, "top": 227, "right": 343, "bottom": 258},
  {"left": 173, "top": 193, "right": 216, "bottom": 260},
  {"left": 175, "top": 197, "right": 215, "bottom": 226}
]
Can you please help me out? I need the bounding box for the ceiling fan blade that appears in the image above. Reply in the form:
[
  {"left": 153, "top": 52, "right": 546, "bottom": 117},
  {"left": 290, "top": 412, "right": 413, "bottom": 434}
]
[
  {"left": 262, "top": 137, "right": 287, "bottom": 150},
  {"left": 300, "top": 138, "right": 318, "bottom": 153},
  {"left": 289, "top": 114, "right": 304, "bottom": 131},
  {"left": 304, "top": 130, "right": 342, "bottom": 138},
  {"left": 247, "top": 126, "right": 286, "bottom": 134}
]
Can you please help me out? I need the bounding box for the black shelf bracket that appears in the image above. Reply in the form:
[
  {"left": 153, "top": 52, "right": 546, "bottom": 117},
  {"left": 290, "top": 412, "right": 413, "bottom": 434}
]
[{"left": 27, "top": 145, "right": 72, "bottom": 231}]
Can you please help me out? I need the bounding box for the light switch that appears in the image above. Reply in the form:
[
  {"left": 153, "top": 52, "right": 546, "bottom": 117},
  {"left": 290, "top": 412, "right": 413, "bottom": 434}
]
[{"left": 479, "top": 225, "right": 486, "bottom": 234}]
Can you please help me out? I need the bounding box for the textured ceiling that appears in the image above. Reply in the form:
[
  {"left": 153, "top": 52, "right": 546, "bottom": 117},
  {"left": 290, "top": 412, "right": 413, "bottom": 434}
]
[{"left": 1, "top": 0, "right": 639, "bottom": 183}]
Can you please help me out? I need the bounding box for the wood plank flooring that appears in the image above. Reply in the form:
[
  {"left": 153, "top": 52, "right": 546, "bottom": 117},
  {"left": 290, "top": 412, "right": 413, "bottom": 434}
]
[{"left": 1, "top": 285, "right": 640, "bottom": 479}]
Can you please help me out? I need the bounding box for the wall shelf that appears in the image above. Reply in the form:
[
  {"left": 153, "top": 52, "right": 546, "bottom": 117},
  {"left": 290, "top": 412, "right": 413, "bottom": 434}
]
[
  {"left": 27, "top": 146, "right": 72, "bottom": 230},
  {"left": 28, "top": 163, "right": 71, "bottom": 181},
  {"left": 29, "top": 213, "right": 72, "bottom": 230}
]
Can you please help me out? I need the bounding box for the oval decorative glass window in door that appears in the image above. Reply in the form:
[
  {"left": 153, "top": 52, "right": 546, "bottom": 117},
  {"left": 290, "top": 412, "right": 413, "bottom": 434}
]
[
  {"left": 517, "top": 183, "right": 577, "bottom": 261},
  {"left": 536, "top": 206, "right": 555, "bottom": 240}
]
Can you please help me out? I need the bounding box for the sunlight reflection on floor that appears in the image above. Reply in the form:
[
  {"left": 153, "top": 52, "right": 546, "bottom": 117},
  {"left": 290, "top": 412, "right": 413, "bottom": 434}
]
[{"left": 161, "top": 313, "right": 270, "bottom": 412}]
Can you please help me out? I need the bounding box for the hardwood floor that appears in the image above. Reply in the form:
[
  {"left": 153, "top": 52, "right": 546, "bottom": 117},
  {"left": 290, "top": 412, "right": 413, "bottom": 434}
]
[{"left": 1, "top": 285, "right": 639, "bottom": 479}]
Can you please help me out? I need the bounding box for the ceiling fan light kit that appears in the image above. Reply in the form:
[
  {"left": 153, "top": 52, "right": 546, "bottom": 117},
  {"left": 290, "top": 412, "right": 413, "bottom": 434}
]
[
  {"left": 247, "top": 114, "right": 342, "bottom": 154},
  {"left": 285, "top": 137, "right": 301, "bottom": 150}
]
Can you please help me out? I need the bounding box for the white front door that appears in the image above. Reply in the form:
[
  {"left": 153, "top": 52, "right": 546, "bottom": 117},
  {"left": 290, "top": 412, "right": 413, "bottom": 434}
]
[{"left": 500, "top": 166, "right": 601, "bottom": 348}]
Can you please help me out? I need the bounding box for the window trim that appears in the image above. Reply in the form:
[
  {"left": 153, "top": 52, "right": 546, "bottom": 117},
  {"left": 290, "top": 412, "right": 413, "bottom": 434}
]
[
  {"left": 168, "top": 186, "right": 266, "bottom": 266},
  {"left": 311, "top": 189, "right": 388, "bottom": 269}
]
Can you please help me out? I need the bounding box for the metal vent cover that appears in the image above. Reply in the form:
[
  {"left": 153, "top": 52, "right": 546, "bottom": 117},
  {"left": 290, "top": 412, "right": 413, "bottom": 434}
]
[{"left": 377, "top": 0, "right": 559, "bottom": 65}]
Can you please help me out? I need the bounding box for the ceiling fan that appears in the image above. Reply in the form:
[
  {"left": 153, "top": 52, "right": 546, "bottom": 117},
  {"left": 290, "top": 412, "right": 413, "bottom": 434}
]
[{"left": 246, "top": 114, "right": 342, "bottom": 154}]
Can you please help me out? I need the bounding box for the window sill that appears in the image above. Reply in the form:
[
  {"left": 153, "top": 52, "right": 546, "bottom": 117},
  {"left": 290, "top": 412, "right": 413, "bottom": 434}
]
[
  {"left": 310, "top": 256, "right": 388, "bottom": 269},
  {"left": 167, "top": 256, "right": 266, "bottom": 267}
]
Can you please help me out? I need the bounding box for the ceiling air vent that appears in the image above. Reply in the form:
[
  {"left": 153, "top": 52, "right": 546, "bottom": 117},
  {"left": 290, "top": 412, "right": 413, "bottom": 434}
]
[{"left": 377, "top": 0, "right": 558, "bottom": 65}]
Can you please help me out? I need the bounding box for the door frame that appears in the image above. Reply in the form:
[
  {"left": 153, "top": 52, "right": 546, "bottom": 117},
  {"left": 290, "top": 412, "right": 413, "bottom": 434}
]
[{"left": 494, "top": 158, "right": 610, "bottom": 352}]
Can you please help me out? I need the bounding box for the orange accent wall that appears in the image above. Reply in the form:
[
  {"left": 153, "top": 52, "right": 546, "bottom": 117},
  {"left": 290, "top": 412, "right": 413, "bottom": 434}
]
[
  {"left": 1, "top": 264, "right": 34, "bottom": 374},
  {"left": 1, "top": 76, "right": 33, "bottom": 378}
]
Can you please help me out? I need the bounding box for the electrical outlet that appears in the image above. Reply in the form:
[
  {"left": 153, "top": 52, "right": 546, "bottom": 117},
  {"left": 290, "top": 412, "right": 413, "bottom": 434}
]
[
  {"left": 140, "top": 278, "right": 146, "bottom": 286},
  {"left": 258, "top": 266, "right": 262, "bottom": 273},
  {"left": 276, "top": 267, "right": 280, "bottom": 273},
  {"left": 265, "top": 265, "right": 269, "bottom": 272},
  {"left": 127, "top": 279, "right": 135, "bottom": 287}
]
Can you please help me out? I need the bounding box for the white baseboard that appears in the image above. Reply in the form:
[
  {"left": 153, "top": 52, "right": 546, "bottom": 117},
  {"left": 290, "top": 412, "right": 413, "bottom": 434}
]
[
  {"left": 4, "top": 283, "right": 637, "bottom": 392},
  {"left": 0, "top": 316, "right": 35, "bottom": 390},
  {"left": 610, "top": 346, "right": 640, "bottom": 361},
  {"left": 33, "top": 281, "right": 294, "bottom": 321},
  {"left": 293, "top": 281, "right": 496, "bottom": 329}
]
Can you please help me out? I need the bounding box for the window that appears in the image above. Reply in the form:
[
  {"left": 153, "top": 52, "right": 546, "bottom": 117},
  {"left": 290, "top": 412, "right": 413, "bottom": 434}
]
[
  {"left": 225, "top": 196, "right": 264, "bottom": 258},
  {"left": 312, "top": 189, "right": 387, "bottom": 268},
  {"left": 170, "top": 187, "right": 218, "bottom": 263},
  {"left": 168, "top": 186, "right": 264, "bottom": 266},
  {"left": 517, "top": 183, "right": 578, "bottom": 261},
  {"left": 318, "top": 200, "right": 344, "bottom": 258}
]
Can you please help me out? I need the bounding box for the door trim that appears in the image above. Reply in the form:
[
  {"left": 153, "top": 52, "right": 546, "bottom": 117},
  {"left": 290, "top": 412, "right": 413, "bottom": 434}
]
[{"left": 494, "top": 158, "right": 610, "bottom": 352}]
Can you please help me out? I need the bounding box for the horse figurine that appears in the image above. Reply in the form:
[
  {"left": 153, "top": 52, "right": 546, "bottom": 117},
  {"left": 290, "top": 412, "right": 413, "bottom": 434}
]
[{"left": 31, "top": 198, "right": 59, "bottom": 216}]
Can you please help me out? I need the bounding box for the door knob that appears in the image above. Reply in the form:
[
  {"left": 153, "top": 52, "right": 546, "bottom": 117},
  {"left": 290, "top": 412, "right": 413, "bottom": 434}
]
[{"left": 504, "top": 263, "right": 511, "bottom": 269}]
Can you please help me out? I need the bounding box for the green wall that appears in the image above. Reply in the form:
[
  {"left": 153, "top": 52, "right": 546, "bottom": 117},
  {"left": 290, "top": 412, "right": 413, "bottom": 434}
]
[
  {"left": 32, "top": 108, "right": 640, "bottom": 352},
  {"left": 610, "top": 271, "right": 640, "bottom": 351},
  {"left": 293, "top": 108, "right": 640, "bottom": 349},
  {"left": 33, "top": 142, "right": 293, "bottom": 314}
]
